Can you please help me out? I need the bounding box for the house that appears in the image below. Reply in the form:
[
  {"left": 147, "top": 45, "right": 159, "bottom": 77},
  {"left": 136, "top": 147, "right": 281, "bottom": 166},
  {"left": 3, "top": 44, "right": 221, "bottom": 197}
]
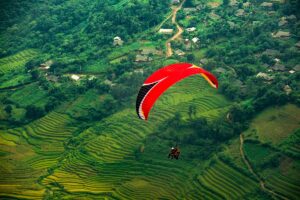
[
  {"left": 113, "top": 36, "right": 124, "bottom": 46},
  {"left": 283, "top": 85, "right": 292, "bottom": 95},
  {"left": 174, "top": 49, "right": 185, "bottom": 56},
  {"left": 278, "top": 17, "right": 288, "bottom": 26},
  {"left": 135, "top": 55, "right": 152, "bottom": 62},
  {"left": 183, "top": 8, "right": 198, "bottom": 13},
  {"left": 209, "top": 12, "right": 220, "bottom": 20},
  {"left": 134, "top": 68, "right": 144, "bottom": 74},
  {"left": 272, "top": 31, "right": 290, "bottom": 38},
  {"left": 243, "top": 2, "right": 250, "bottom": 7},
  {"left": 272, "top": 63, "right": 285, "bottom": 71},
  {"left": 46, "top": 75, "right": 59, "bottom": 82},
  {"left": 140, "top": 48, "right": 160, "bottom": 55},
  {"left": 186, "top": 27, "right": 196, "bottom": 32},
  {"left": 196, "top": 5, "right": 204, "bottom": 10},
  {"left": 289, "top": 70, "right": 295, "bottom": 74},
  {"left": 184, "top": 39, "right": 192, "bottom": 50},
  {"left": 71, "top": 74, "right": 80, "bottom": 81},
  {"left": 293, "top": 64, "right": 300, "bottom": 71},
  {"left": 256, "top": 72, "right": 273, "bottom": 81},
  {"left": 39, "top": 60, "right": 53, "bottom": 70},
  {"left": 274, "top": 58, "right": 280, "bottom": 63},
  {"left": 252, "top": 21, "right": 261, "bottom": 26},
  {"left": 228, "top": 21, "right": 236, "bottom": 29},
  {"left": 88, "top": 75, "right": 96, "bottom": 81},
  {"left": 207, "top": 2, "right": 221, "bottom": 8},
  {"left": 104, "top": 79, "right": 114, "bottom": 86},
  {"left": 262, "top": 49, "right": 280, "bottom": 56},
  {"left": 230, "top": 0, "right": 238, "bottom": 6},
  {"left": 214, "top": 67, "right": 226, "bottom": 74},
  {"left": 158, "top": 29, "right": 173, "bottom": 34},
  {"left": 286, "top": 15, "right": 296, "bottom": 20},
  {"left": 200, "top": 58, "right": 208, "bottom": 65},
  {"left": 271, "top": 0, "right": 285, "bottom": 3},
  {"left": 261, "top": 2, "right": 273, "bottom": 7},
  {"left": 268, "top": 11, "right": 276, "bottom": 15},
  {"left": 235, "top": 9, "right": 245, "bottom": 17},
  {"left": 172, "top": 0, "right": 180, "bottom": 4},
  {"left": 39, "top": 65, "right": 50, "bottom": 71},
  {"left": 192, "top": 37, "right": 199, "bottom": 43}
]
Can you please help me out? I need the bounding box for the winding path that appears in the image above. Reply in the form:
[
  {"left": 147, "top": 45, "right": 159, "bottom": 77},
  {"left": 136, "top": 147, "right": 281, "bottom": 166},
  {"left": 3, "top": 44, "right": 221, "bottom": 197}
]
[
  {"left": 165, "top": 0, "right": 186, "bottom": 57},
  {"left": 239, "top": 134, "right": 288, "bottom": 200}
]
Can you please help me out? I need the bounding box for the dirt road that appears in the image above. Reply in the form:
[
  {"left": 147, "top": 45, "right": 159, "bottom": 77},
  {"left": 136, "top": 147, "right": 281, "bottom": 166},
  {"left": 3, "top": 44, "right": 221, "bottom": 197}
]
[{"left": 166, "top": 0, "right": 186, "bottom": 57}]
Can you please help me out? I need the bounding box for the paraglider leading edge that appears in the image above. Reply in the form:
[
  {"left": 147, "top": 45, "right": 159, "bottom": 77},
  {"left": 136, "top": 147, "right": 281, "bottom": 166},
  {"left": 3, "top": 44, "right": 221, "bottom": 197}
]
[{"left": 136, "top": 63, "right": 218, "bottom": 120}]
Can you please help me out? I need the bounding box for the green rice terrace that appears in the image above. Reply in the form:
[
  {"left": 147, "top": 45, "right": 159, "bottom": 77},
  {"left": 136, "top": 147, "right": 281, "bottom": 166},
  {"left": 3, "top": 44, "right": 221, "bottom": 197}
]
[
  {"left": 0, "top": 0, "right": 300, "bottom": 199},
  {"left": 0, "top": 76, "right": 233, "bottom": 199}
]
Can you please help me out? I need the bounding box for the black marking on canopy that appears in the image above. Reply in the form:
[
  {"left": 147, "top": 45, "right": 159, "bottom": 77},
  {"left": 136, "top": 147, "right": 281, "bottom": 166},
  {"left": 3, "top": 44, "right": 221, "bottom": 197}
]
[{"left": 136, "top": 82, "right": 157, "bottom": 119}]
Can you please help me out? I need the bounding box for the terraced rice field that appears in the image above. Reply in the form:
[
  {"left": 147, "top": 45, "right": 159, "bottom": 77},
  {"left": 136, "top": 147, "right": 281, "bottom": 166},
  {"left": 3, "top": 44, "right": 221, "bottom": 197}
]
[
  {"left": 0, "top": 49, "right": 38, "bottom": 74},
  {"left": 38, "top": 77, "right": 233, "bottom": 199},
  {"left": 223, "top": 138, "right": 247, "bottom": 169},
  {"left": 0, "top": 73, "right": 31, "bottom": 89},
  {"left": 266, "top": 172, "right": 300, "bottom": 200},
  {"left": 2, "top": 75, "right": 298, "bottom": 199},
  {"left": 155, "top": 76, "right": 230, "bottom": 121},
  {"left": 0, "top": 112, "right": 78, "bottom": 199},
  {"left": 6, "top": 75, "right": 293, "bottom": 199},
  {"left": 65, "top": 89, "right": 104, "bottom": 118},
  {"left": 8, "top": 82, "right": 48, "bottom": 107},
  {"left": 279, "top": 129, "right": 300, "bottom": 157},
  {"left": 197, "top": 159, "right": 258, "bottom": 199}
]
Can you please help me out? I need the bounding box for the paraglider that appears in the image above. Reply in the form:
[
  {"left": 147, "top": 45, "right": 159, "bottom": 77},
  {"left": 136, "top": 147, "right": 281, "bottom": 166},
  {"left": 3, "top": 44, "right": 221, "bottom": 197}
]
[
  {"left": 136, "top": 63, "right": 218, "bottom": 120},
  {"left": 168, "top": 145, "right": 180, "bottom": 160}
]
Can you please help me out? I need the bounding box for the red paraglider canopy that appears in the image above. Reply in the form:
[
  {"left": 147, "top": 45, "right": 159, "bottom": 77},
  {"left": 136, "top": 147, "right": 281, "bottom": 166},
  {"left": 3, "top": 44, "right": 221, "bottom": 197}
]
[{"left": 136, "top": 63, "right": 218, "bottom": 120}]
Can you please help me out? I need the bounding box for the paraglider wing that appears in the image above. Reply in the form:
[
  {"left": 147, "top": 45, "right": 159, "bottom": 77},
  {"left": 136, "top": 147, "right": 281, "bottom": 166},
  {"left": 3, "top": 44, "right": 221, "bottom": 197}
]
[{"left": 136, "top": 63, "right": 218, "bottom": 120}]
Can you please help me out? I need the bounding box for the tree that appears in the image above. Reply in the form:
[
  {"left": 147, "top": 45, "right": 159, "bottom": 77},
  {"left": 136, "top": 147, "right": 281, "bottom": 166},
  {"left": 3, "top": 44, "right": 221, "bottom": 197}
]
[
  {"left": 25, "top": 105, "right": 44, "bottom": 119},
  {"left": 168, "top": 112, "right": 182, "bottom": 128},
  {"left": 188, "top": 104, "right": 197, "bottom": 119},
  {"left": 30, "top": 69, "right": 40, "bottom": 80},
  {"left": 4, "top": 105, "right": 13, "bottom": 114},
  {"left": 187, "top": 54, "right": 195, "bottom": 62},
  {"left": 223, "top": 0, "right": 229, "bottom": 6},
  {"left": 45, "top": 97, "right": 60, "bottom": 112},
  {"left": 184, "top": 0, "right": 195, "bottom": 7},
  {"left": 25, "top": 58, "right": 43, "bottom": 71}
]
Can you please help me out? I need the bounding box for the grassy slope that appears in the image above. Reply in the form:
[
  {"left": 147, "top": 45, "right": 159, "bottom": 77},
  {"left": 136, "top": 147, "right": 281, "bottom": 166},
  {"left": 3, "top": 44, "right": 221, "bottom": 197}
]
[
  {"left": 241, "top": 104, "right": 300, "bottom": 200},
  {"left": 0, "top": 73, "right": 31, "bottom": 89},
  {"left": 244, "top": 104, "right": 300, "bottom": 145},
  {"left": 8, "top": 82, "right": 48, "bottom": 107}
]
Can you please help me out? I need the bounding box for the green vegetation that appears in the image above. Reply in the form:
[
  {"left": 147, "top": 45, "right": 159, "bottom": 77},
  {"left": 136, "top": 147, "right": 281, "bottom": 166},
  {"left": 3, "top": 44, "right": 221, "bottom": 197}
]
[
  {"left": 0, "top": 49, "right": 38, "bottom": 74},
  {"left": 0, "top": 0, "right": 299, "bottom": 199},
  {"left": 198, "top": 159, "right": 258, "bottom": 199},
  {"left": 244, "top": 104, "right": 300, "bottom": 144},
  {"left": 241, "top": 104, "right": 300, "bottom": 200}
]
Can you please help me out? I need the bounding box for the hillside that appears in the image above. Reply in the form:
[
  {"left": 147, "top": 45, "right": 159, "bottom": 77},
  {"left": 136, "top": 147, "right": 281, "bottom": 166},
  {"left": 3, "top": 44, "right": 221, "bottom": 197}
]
[{"left": 0, "top": 0, "right": 300, "bottom": 199}]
